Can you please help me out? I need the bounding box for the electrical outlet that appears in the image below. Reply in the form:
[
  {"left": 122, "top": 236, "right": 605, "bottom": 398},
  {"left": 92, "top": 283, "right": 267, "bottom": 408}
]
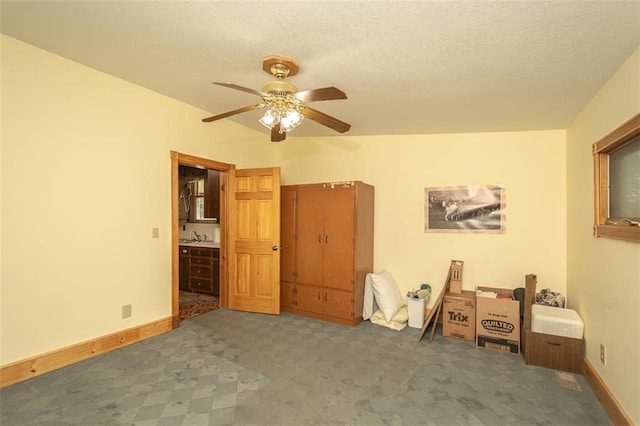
[
  {"left": 122, "top": 304, "right": 132, "bottom": 319},
  {"left": 600, "top": 343, "right": 606, "bottom": 365},
  {"left": 152, "top": 227, "right": 159, "bottom": 238}
]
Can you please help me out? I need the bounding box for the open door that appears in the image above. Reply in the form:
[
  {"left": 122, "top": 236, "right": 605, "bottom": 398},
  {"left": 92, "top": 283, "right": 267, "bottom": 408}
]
[{"left": 227, "top": 167, "right": 281, "bottom": 314}]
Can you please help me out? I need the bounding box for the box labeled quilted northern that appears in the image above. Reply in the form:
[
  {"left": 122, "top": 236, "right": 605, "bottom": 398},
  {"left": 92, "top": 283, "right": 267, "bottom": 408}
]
[{"left": 476, "top": 286, "right": 520, "bottom": 354}]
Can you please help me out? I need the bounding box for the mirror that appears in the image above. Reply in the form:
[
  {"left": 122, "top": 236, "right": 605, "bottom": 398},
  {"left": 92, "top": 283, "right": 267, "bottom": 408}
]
[{"left": 179, "top": 166, "right": 220, "bottom": 223}]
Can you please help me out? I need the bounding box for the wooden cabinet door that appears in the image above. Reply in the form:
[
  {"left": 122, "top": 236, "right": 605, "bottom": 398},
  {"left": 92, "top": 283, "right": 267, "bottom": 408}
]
[
  {"left": 323, "top": 187, "right": 355, "bottom": 290},
  {"left": 322, "top": 288, "right": 354, "bottom": 320},
  {"left": 179, "top": 247, "right": 190, "bottom": 291},
  {"left": 296, "top": 188, "right": 324, "bottom": 286},
  {"left": 296, "top": 284, "right": 323, "bottom": 315},
  {"left": 212, "top": 258, "right": 220, "bottom": 296},
  {"left": 280, "top": 186, "right": 296, "bottom": 284},
  {"left": 281, "top": 281, "right": 296, "bottom": 311}
]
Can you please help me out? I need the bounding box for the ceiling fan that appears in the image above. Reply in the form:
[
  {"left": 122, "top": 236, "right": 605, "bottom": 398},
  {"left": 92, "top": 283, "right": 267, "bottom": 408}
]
[{"left": 202, "top": 55, "right": 351, "bottom": 142}]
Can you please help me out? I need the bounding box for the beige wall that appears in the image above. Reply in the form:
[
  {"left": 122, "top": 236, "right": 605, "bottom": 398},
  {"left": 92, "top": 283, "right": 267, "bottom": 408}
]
[
  {"left": 1, "top": 35, "right": 276, "bottom": 364},
  {"left": 1, "top": 34, "right": 568, "bottom": 363},
  {"left": 567, "top": 47, "right": 640, "bottom": 423},
  {"left": 277, "top": 130, "right": 567, "bottom": 297}
]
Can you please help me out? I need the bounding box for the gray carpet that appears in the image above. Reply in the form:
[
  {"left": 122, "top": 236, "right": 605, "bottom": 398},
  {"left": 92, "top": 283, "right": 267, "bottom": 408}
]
[{"left": 0, "top": 309, "right": 610, "bottom": 425}]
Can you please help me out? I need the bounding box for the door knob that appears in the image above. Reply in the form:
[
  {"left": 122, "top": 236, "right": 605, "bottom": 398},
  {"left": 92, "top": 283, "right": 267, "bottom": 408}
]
[{"left": 272, "top": 245, "right": 281, "bottom": 251}]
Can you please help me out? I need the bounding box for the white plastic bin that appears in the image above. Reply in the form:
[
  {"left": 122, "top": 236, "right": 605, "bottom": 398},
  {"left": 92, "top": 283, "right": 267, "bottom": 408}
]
[
  {"left": 407, "top": 298, "right": 426, "bottom": 328},
  {"left": 531, "top": 304, "right": 584, "bottom": 339}
]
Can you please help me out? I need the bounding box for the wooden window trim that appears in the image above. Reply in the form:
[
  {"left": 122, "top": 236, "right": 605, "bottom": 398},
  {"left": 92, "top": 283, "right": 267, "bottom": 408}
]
[{"left": 593, "top": 112, "right": 640, "bottom": 243}]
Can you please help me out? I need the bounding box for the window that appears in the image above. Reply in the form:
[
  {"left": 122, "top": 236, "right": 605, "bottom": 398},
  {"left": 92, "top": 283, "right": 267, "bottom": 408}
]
[
  {"left": 593, "top": 112, "right": 640, "bottom": 243},
  {"left": 193, "top": 178, "right": 206, "bottom": 220}
]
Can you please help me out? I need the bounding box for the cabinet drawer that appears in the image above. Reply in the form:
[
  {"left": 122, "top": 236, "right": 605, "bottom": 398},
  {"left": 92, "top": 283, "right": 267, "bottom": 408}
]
[
  {"left": 191, "top": 265, "right": 212, "bottom": 278},
  {"left": 191, "top": 278, "right": 213, "bottom": 293},
  {"left": 191, "top": 257, "right": 211, "bottom": 266},
  {"left": 191, "top": 248, "right": 212, "bottom": 257},
  {"left": 524, "top": 330, "right": 583, "bottom": 373}
]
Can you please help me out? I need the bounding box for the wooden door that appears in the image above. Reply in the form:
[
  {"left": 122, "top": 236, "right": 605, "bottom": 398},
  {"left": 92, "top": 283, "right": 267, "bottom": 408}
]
[
  {"left": 204, "top": 170, "right": 220, "bottom": 219},
  {"left": 296, "top": 188, "right": 324, "bottom": 286},
  {"left": 322, "top": 187, "right": 355, "bottom": 290},
  {"left": 227, "top": 167, "right": 281, "bottom": 314}
]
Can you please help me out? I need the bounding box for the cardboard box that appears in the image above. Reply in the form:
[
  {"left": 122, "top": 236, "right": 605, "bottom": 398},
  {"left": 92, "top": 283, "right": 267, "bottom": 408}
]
[
  {"left": 443, "top": 290, "right": 476, "bottom": 341},
  {"left": 449, "top": 260, "right": 464, "bottom": 293},
  {"left": 476, "top": 286, "right": 520, "bottom": 354}
]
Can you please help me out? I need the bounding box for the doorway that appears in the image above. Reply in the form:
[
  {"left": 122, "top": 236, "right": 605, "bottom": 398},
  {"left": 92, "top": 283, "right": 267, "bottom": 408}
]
[{"left": 170, "top": 151, "right": 234, "bottom": 328}]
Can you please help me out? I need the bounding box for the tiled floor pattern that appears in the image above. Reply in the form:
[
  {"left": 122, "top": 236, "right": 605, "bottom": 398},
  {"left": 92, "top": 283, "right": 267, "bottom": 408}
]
[{"left": 1, "top": 309, "right": 610, "bottom": 425}]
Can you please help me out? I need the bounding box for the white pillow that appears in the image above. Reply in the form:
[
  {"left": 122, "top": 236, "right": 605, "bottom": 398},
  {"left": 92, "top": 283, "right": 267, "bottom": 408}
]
[
  {"left": 369, "top": 269, "right": 405, "bottom": 322},
  {"left": 362, "top": 274, "right": 379, "bottom": 320}
]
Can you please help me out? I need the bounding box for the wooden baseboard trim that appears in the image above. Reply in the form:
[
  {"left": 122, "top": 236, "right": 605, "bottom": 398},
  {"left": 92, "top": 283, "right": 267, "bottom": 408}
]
[
  {"left": 0, "top": 317, "right": 173, "bottom": 388},
  {"left": 583, "top": 357, "right": 634, "bottom": 425}
]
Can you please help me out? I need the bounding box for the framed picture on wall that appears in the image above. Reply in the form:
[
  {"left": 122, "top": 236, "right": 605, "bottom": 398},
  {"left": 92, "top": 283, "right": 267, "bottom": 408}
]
[{"left": 424, "top": 184, "right": 506, "bottom": 233}]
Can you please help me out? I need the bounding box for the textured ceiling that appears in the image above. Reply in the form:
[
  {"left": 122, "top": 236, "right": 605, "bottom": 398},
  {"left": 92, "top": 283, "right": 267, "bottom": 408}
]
[{"left": 2, "top": 1, "right": 639, "bottom": 138}]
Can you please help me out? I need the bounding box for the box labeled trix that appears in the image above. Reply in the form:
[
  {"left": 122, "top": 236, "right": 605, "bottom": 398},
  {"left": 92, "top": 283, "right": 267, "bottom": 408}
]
[
  {"left": 443, "top": 290, "right": 476, "bottom": 341},
  {"left": 475, "top": 286, "right": 520, "bottom": 354}
]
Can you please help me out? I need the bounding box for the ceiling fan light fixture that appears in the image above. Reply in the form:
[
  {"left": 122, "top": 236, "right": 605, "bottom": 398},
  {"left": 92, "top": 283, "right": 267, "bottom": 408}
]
[
  {"left": 259, "top": 109, "right": 280, "bottom": 129},
  {"left": 203, "top": 56, "right": 350, "bottom": 142},
  {"left": 261, "top": 80, "right": 298, "bottom": 96},
  {"left": 280, "top": 109, "right": 304, "bottom": 132}
]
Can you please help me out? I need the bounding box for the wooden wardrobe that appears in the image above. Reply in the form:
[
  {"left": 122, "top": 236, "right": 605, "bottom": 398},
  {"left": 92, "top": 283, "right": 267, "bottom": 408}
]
[{"left": 280, "top": 181, "right": 374, "bottom": 326}]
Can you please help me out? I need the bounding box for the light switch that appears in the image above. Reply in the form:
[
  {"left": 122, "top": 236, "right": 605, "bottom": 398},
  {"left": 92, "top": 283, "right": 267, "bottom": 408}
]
[{"left": 152, "top": 227, "right": 159, "bottom": 238}]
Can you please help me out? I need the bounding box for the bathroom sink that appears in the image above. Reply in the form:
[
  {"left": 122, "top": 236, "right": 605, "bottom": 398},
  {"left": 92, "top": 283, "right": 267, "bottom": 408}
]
[{"left": 179, "top": 239, "right": 219, "bottom": 247}]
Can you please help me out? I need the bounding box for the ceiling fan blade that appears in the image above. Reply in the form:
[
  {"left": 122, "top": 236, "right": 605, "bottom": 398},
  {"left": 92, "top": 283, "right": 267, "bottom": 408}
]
[
  {"left": 271, "top": 123, "right": 286, "bottom": 142},
  {"left": 212, "top": 82, "right": 266, "bottom": 97},
  {"left": 294, "top": 87, "right": 347, "bottom": 103},
  {"left": 302, "top": 107, "right": 351, "bottom": 133},
  {"left": 202, "top": 104, "right": 264, "bottom": 122}
]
